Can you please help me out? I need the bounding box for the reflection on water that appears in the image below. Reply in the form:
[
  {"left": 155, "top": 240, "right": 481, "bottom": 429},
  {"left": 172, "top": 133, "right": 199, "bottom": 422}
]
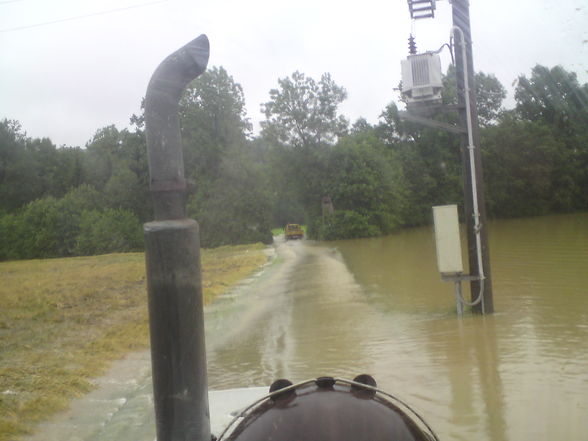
[{"left": 205, "top": 213, "right": 588, "bottom": 441}]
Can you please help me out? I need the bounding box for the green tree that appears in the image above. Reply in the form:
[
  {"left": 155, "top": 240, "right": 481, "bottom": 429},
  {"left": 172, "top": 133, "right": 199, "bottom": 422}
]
[
  {"left": 180, "top": 66, "right": 251, "bottom": 194},
  {"left": 74, "top": 208, "right": 143, "bottom": 255},
  {"left": 442, "top": 66, "right": 507, "bottom": 127},
  {"left": 0, "top": 212, "right": 20, "bottom": 260},
  {"left": 178, "top": 67, "right": 273, "bottom": 246},
  {"left": 99, "top": 128, "right": 151, "bottom": 221},
  {"left": 515, "top": 65, "right": 588, "bottom": 133},
  {"left": 13, "top": 197, "right": 64, "bottom": 259},
  {"left": 377, "top": 102, "right": 463, "bottom": 226},
  {"left": 82, "top": 124, "right": 152, "bottom": 221},
  {"left": 261, "top": 71, "right": 348, "bottom": 149},
  {"left": 515, "top": 65, "right": 588, "bottom": 210},
  {"left": 83, "top": 125, "right": 124, "bottom": 190},
  {"left": 378, "top": 67, "right": 507, "bottom": 226},
  {"left": 188, "top": 147, "right": 273, "bottom": 248},
  {"left": 474, "top": 71, "right": 508, "bottom": 126},
  {"left": 315, "top": 210, "right": 381, "bottom": 241},
  {"left": 482, "top": 113, "right": 564, "bottom": 217},
  {"left": 0, "top": 185, "right": 108, "bottom": 260},
  {"left": 53, "top": 146, "right": 85, "bottom": 195},
  {"left": 321, "top": 131, "right": 407, "bottom": 234},
  {"left": 0, "top": 121, "right": 67, "bottom": 211},
  {"left": 260, "top": 72, "right": 349, "bottom": 228},
  {"left": 0, "top": 119, "right": 28, "bottom": 211},
  {"left": 1, "top": 119, "right": 88, "bottom": 214}
]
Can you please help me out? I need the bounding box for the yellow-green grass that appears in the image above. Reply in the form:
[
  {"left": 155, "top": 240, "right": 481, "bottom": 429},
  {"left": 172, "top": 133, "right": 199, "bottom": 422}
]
[{"left": 0, "top": 243, "right": 268, "bottom": 441}]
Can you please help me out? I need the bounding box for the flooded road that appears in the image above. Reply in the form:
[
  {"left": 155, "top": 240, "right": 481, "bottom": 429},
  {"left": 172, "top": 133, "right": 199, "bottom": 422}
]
[
  {"left": 27, "top": 213, "right": 588, "bottom": 441},
  {"left": 205, "top": 238, "right": 381, "bottom": 387},
  {"left": 205, "top": 213, "right": 588, "bottom": 441}
]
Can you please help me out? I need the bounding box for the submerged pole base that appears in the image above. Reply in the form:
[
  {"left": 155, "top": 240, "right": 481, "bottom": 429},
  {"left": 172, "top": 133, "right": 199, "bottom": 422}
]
[{"left": 454, "top": 281, "right": 464, "bottom": 316}]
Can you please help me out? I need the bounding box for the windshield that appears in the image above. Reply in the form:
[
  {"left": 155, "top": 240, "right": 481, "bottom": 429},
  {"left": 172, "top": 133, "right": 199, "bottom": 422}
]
[{"left": 1, "top": 1, "right": 587, "bottom": 441}]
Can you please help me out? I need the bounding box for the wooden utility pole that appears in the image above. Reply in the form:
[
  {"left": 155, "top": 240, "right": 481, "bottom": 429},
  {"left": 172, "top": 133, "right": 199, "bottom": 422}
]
[{"left": 451, "top": 0, "right": 494, "bottom": 313}]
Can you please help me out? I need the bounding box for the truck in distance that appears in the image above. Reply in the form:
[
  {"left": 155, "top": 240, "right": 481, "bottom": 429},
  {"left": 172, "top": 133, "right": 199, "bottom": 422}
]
[{"left": 284, "top": 224, "right": 304, "bottom": 240}]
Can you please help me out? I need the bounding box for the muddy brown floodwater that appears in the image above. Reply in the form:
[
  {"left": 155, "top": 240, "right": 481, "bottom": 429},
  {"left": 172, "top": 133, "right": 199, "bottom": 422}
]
[
  {"left": 26, "top": 213, "right": 588, "bottom": 441},
  {"left": 205, "top": 213, "right": 588, "bottom": 441}
]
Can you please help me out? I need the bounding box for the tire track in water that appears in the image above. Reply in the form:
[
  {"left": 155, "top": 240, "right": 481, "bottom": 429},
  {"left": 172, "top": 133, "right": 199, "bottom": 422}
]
[{"left": 204, "top": 238, "right": 382, "bottom": 388}]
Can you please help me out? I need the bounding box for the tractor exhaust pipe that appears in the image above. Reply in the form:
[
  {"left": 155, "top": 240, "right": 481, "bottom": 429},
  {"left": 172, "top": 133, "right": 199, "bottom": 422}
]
[{"left": 143, "top": 35, "right": 211, "bottom": 441}]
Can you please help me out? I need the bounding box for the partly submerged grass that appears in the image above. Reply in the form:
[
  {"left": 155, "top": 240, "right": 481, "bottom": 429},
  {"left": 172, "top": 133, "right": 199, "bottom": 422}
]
[{"left": 0, "top": 243, "right": 268, "bottom": 441}]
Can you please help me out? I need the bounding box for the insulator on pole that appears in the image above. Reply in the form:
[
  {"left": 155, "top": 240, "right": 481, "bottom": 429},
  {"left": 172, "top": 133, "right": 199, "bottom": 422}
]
[{"left": 408, "top": 35, "right": 417, "bottom": 55}]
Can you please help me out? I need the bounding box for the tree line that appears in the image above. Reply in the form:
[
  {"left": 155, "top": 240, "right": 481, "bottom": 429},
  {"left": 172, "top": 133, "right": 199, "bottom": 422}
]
[{"left": 1, "top": 64, "right": 586, "bottom": 260}]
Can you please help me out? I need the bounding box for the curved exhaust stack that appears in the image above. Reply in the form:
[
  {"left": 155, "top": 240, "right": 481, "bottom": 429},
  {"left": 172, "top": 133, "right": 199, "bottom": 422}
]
[
  {"left": 145, "top": 34, "right": 209, "bottom": 221},
  {"left": 143, "top": 35, "right": 211, "bottom": 441}
]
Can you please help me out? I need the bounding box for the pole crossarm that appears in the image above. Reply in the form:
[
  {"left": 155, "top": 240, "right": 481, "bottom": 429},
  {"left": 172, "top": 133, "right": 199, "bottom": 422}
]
[
  {"left": 398, "top": 111, "right": 466, "bottom": 134},
  {"left": 407, "top": 0, "right": 436, "bottom": 19}
]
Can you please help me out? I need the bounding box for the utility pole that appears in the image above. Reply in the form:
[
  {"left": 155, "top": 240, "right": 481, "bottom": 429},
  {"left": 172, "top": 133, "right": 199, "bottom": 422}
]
[{"left": 451, "top": 0, "right": 494, "bottom": 313}]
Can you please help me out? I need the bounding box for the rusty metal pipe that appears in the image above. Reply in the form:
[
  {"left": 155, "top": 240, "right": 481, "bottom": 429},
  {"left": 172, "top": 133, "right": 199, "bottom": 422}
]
[{"left": 143, "top": 34, "right": 211, "bottom": 441}]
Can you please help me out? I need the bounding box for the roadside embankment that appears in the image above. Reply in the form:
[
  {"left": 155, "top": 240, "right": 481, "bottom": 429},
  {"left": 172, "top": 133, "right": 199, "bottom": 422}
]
[{"left": 0, "top": 243, "right": 269, "bottom": 441}]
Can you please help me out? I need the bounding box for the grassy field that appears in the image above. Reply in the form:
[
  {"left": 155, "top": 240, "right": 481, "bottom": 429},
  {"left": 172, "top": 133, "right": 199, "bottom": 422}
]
[{"left": 0, "top": 243, "right": 269, "bottom": 441}]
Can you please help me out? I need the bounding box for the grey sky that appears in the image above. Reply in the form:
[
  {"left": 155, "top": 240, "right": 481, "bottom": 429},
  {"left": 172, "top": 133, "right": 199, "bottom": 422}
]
[{"left": 1, "top": 0, "right": 587, "bottom": 147}]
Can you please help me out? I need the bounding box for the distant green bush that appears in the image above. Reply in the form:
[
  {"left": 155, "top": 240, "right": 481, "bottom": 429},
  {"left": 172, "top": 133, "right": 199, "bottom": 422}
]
[
  {"left": 8, "top": 196, "right": 64, "bottom": 259},
  {"left": 0, "top": 187, "right": 142, "bottom": 260},
  {"left": 74, "top": 209, "right": 143, "bottom": 255},
  {"left": 0, "top": 213, "right": 21, "bottom": 260},
  {"left": 310, "top": 210, "right": 381, "bottom": 241}
]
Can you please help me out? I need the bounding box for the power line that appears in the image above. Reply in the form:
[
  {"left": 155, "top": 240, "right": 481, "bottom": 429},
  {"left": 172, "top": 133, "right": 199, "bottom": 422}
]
[{"left": 0, "top": 0, "right": 169, "bottom": 33}]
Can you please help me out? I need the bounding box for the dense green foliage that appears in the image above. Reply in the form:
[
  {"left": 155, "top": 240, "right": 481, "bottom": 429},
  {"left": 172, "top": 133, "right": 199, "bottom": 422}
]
[
  {"left": 1, "top": 63, "right": 586, "bottom": 258},
  {"left": 180, "top": 67, "right": 273, "bottom": 247},
  {"left": 261, "top": 71, "right": 348, "bottom": 149},
  {"left": 0, "top": 185, "right": 143, "bottom": 260}
]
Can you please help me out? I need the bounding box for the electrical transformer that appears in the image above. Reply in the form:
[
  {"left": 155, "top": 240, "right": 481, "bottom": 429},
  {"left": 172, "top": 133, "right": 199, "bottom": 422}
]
[{"left": 400, "top": 53, "right": 443, "bottom": 107}]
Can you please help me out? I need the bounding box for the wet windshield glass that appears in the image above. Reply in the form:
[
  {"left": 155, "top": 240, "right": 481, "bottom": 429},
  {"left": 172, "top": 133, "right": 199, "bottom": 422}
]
[{"left": 1, "top": 1, "right": 587, "bottom": 440}]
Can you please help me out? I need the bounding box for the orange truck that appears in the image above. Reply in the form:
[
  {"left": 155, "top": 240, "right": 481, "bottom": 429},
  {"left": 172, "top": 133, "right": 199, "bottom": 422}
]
[{"left": 284, "top": 224, "right": 304, "bottom": 240}]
